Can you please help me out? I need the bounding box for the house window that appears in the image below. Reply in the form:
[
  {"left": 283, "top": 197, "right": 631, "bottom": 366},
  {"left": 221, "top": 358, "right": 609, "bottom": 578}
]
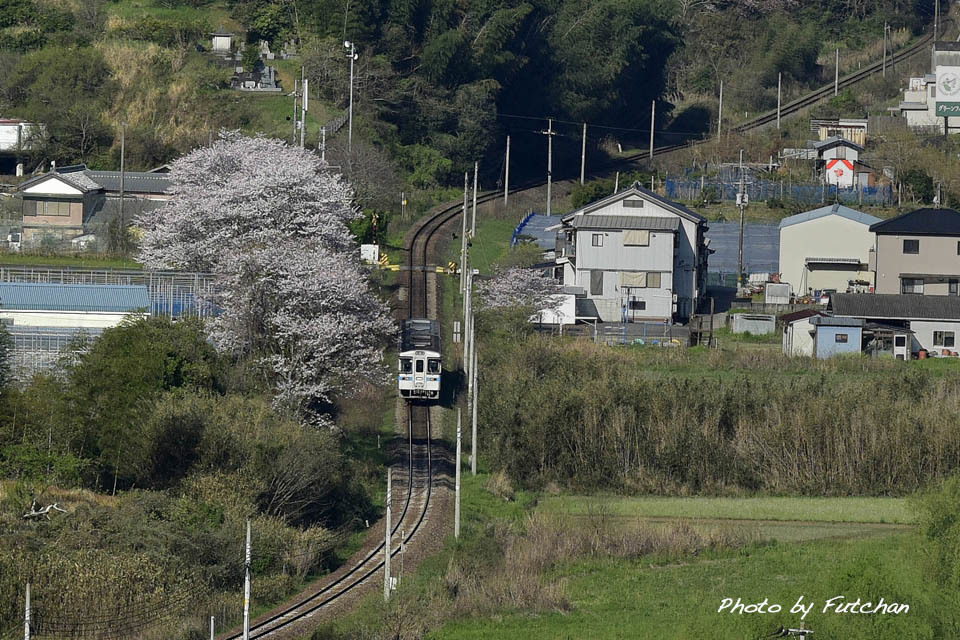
[
  {"left": 957, "top": 240, "right": 960, "bottom": 255},
  {"left": 934, "top": 331, "right": 956, "bottom": 347},
  {"left": 623, "top": 200, "right": 644, "bottom": 208},
  {"left": 623, "top": 230, "right": 650, "bottom": 246},
  {"left": 592, "top": 233, "right": 603, "bottom": 247},
  {"left": 629, "top": 299, "right": 646, "bottom": 310},
  {"left": 647, "top": 272, "right": 662, "bottom": 288},
  {"left": 903, "top": 239, "right": 919, "bottom": 254},
  {"left": 835, "top": 333, "right": 848, "bottom": 343},
  {"left": 590, "top": 270, "right": 603, "bottom": 296},
  {"left": 901, "top": 278, "right": 924, "bottom": 294},
  {"left": 951, "top": 279, "right": 959, "bottom": 296},
  {"left": 37, "top": 201, "right": 71, "bottom": 217}
]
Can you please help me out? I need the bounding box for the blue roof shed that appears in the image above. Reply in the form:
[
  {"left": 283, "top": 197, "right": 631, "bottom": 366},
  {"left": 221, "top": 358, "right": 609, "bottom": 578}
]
[{"left": 0, "top": 283, "right": 151, "bottom": 313}]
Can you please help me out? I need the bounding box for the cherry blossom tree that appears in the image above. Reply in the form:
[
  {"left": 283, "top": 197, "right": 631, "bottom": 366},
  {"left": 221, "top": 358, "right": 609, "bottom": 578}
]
[
  {"left": 139, "top": 132, "right": 395, "bottom": 423},
  {"left": 476, "top": 267, "right": 563, "bottom": 312}
]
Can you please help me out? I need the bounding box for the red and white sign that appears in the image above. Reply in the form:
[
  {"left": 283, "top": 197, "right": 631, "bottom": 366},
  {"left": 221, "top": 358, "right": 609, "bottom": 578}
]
[{"left": 825, "top": 159, "right": 855, "bottom": 187}]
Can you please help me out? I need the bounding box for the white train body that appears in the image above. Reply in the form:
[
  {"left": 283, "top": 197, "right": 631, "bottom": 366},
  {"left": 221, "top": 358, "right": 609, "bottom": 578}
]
[{"left": 398, "top": 319, "right": 441, "bottom": 400}]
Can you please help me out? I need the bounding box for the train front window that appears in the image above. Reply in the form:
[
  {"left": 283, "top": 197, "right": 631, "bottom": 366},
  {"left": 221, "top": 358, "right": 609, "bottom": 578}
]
[
  {"left": 415, "top": 359, "right": 424, "bottom": 373},
  {"left": 400, "top": 358, "right": 412, "bottom": 373},
  {"left": 427, "top": 359, "right": 441, "bottom": 374}
]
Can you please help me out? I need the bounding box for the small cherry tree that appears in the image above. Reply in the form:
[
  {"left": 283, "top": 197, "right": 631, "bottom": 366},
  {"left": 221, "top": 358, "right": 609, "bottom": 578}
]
[
  {"left": 139, "top": 132, "right": 395, "bottom": 422},
  {"left": 476, "top": 267, "right": 563, "bottom": 312}
]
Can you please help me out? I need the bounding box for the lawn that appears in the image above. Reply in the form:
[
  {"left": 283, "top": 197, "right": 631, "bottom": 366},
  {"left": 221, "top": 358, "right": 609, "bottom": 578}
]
[
  {"left": 0, "top": 254, "right": 141, "bottom": 269},
  {"left": 537, "top": 495, "right": 914, "bottom": 524}
]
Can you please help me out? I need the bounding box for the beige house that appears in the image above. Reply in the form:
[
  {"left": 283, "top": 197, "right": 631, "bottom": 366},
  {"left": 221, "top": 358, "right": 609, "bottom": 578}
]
[
  {"left": 869, "top": 208, "right": 960, "bottom": 295},
  {"left": 778, "top": 204, "right": 880, "bottom": 296}
]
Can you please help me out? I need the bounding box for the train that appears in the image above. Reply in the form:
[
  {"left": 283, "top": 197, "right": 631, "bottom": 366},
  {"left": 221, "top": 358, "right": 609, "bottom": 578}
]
[{"left": 398, "top": 318, "right": 442, "bottom": 400}]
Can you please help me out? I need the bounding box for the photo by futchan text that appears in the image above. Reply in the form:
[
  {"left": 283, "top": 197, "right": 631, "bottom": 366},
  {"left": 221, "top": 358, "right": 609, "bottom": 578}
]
[{"left": 718, "top": 596, "right": 910, "bottom": 620}]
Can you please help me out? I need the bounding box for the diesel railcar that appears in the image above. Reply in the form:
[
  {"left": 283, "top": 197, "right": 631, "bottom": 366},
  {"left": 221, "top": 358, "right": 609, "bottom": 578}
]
[{"left": 398, "top": 318, "right": 441, "bottom": 400}]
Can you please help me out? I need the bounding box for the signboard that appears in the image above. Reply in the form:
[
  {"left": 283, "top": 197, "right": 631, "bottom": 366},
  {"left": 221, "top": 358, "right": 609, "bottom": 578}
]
[
  {"left": 936, "top": 102, "right": 960, "bottom": 116},
  {"left": 936, "top": 61, "right": 960, "bottom": 116}
]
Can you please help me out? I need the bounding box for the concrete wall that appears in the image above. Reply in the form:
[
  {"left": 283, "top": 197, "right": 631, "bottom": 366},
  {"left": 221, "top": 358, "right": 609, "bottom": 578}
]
[
  {"left": 874, "top": 234, "right": 960, "bottom": 294},
  {"left": 780, "top": 214, "right": 875, "bottom": 295},
  {"left": 814, "top": 325, "right": 862, "bottom": 358},
  {"left": 0, "top": 310, "right": 141, "bottom": 329}
]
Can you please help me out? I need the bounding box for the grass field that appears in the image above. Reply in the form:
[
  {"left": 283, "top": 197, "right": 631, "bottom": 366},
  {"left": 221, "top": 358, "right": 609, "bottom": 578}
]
[{"left": 0, "top": 254, "right": 141, "bottom": 269}]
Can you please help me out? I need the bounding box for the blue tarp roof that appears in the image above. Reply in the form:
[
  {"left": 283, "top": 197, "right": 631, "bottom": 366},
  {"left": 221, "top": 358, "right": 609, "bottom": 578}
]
[
  {"left": 514, "top": 214, "right": 563, "bottom": 250},
  {"left": 0, "top": 283, "right": 150, "bottom": 313}
]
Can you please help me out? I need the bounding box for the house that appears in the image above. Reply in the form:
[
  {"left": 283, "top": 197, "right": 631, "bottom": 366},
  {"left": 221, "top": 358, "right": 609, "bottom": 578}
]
[
  {"left": 210, "top": 28, "right": 233, "bottom": 53},
  {"left": 895, "top": 42, "right": 960, "bottom": 133},
  {"left": 553, "top": 182, "right": 709, "bottom": 323},
  {"left": 781, "top": 309, "right": 826, "bottom": 356},
  {"left": 868, "top": 208, "right": 960, "bottom": 295},
  {"left": 810, "top": 316, "right": 864, "bottom": 359},
  {"left": 0, "top": 282, "right": 150, "bottom": 329},
  {"left": 830, "top": 293, "right": 960, "bottom": 357},
  {"left": 778, "top": 203, "right": 880, "bottom": 296},
  {"left": 810, "top": 118, "right": 868, "bottom": 146},
  {"left": 0, "top": 118, "right": 41, "bottom": 175},
  {"left": 14, "top": 165, "right": 170, "bottom": 245},
  {"left": 812, "top": 137, "right": 870, "bottom": 188}
]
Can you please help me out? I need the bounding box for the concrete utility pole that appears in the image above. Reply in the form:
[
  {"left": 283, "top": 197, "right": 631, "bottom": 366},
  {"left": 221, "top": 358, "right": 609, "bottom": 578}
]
[
  {"left": 580, "top": 123, "right": 587, "bottom": 185},
  {"left": 471, "top": 161, "right": 478, "bottom": 237},
  {"left": 471, "top": 344, "right": 478, "bottom": 476},
  {"left": 210, "top": 616, "right": 215, "bottom": 640},
  {"left": 541, "top": 118, "right": 556, "bottom": 215},
  {"left": 292, "top": 78, "right": 299, "bottom": 144},
  {"left": 242, "top": 520, "right": 251, "bottom": 640},
  {"left": 718, "top": 81, "right": 723, "bottom": 138},
  {"left": 736, "top": 149, "right": 746, "bottom": 292},
  {"left": 935, "top": 0, "right": 940, "bottom": 40},
  {"left": 300, "top": 72, "right": 309, "bottom": 148},
  {"left": 777, "top": 73, "right": 782, "bottom": 129},
  {"left": 504, "top": 135, "right": 511, "bottom": 205},
  {"left": 455, "top": 410, "right": 462, "bottom": 539},
  {"left": 119, "top": 122, "right": 126, "bottom": 251},
  {"left": 384, "top": 467, "right": 392, "bottom": 601},
  {"left": 883, "top": 23, "right": 888, "bottom": 77},
  {"left": 460, "top": 172, "right": 468, "bottom": 293},
  {"left": 320, "top": 126, "right": 326, "bottom": 162},
  {"left": 466, "top": 316, "right": 474, "bottom": 432},
  {"left": 344, "top": 40, "right": 358, "bottom": 153},
  {"left": 24, "top": 582, "right": 30, "bottom": 640},
  {"left": 649, "top": 101, "right": 655, "bottom": 159},
  {"left": 834, "top": 49, "right": 839, "bottom": 96}
]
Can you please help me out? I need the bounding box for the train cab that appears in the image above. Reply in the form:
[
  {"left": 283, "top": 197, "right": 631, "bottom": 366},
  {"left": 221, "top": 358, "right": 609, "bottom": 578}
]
[{"left": 398, "top": 319, "right": 441, "bottom": 400}]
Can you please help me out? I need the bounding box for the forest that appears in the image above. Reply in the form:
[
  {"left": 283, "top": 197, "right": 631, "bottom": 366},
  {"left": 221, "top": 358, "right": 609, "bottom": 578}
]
[{"left": 0, "top": 0, "right": 940, "bottom": 193}]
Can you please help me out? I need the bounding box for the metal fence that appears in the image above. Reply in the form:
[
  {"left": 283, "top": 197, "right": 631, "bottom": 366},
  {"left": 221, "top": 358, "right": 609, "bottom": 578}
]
[{"left": 665, "top": 178, "right": 895, "bottom": 207}]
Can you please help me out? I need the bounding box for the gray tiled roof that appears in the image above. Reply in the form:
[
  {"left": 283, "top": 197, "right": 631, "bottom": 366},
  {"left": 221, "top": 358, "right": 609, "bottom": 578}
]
[
  {"left": 0, "top": 282, "right": 150, "bottom": 313},
  {"left": 569, "top": 215, "right": 680, "bottom": 231},
  {"left": 84, "top": 170, "right": 171, "bottom": 195},
  {"left": 17, "top": 170, "right": 99, "bottom": 193},
  {"left": 869, "top": 208, "right": 960, "bottom": 236},
  {"left": 779, "top": 203, "right": 881, "bottom": 229},
  {"left": 562, "top": 183, "right": 706, "bottom": 224},
  {"left": 812, "top": 136, "right": 865, "bottom": 153},
  {"left": 830, "top": 293, "right": 960, "bottom": 321}
]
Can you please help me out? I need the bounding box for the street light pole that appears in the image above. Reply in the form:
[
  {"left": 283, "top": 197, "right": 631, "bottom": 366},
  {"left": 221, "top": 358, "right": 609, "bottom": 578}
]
[{"left": 344, "top": 41, "right": 358, "bottom": 153}]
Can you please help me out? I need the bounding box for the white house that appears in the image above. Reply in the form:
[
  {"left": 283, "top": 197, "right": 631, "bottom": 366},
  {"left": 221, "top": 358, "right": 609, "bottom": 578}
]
[
  {"left": 778, "top": 203, "right": 880, "bottom": 296},
  {"left": 813, "top": 137, "right": 867, "bottom": 189},
  {"left": 781, "top": 309, "right": 824, "bottom": 357},
  {"left": 553, "top": 183, "right": 709, "bottom": 323}
]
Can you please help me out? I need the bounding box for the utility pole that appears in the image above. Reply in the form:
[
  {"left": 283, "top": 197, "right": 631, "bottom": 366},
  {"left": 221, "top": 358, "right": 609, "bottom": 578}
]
[
  {"left": 504, "top": 135, "right": 511, "bottom": 206},
  {"left": 777, "top": 73, "right": 782, "bottom": 129},
  {"left": 320, "top": 126, "right": 326, "bottom": 162},
  {"left": 736, "top": 149, "right": 746, "bottom": 293},
  {"left": 471, "top": 161, "right": 478, "bottom": 237},
  {"left": 834, "top": 49, "right": 839, "bottom": 96},
  {"left": 292, "top": 77, "right": 299, "bottom": 144},
  {"left": 119, "top": 122, "right": 126, "bottom": 252},
  {"left": 344, "top": 41, "right": 357, "bottom": 153},
  {"left": 460, "top": 172, "right": 468, "bottom": 293},
  {"left": 883, "top": 23, "right": 888, "bottom": 77},
  {"left": 300, "top": 68, "right": 308, "bottom": 148},
  {"left": 541, "top": 118, "right": 556, "bottom": 216},
  {"left": 210, "top": 616, "right": 214, "bottom": 640},
  {"left": 935, "top": 0, "right": 939, "bottom": 40},
  {"left": 242, "top": 520, "right": 251, "bottom": 640},
  {"left": 466, "top": 316, "right": 474, "bottom": 435},
  {"left": 24, "top": 582, "right": 30, "bottom": 640},
  {"left": 455, "top": 409, "right": 462, "bottom": 539},
  {"left": 471, "top": 344, "right": 478, "bottom": 476},
  {"left": 384, "top": 467, "right": 392, "bottom": 601},
  {"left": 649, "top": 101, "right": 655, "bottom": 159},
  {"left": 580, "top": 123, "right": 587, "bottom": 185},
  {"left": 718, "top": 81, "right": 723, "bottom": 138}
]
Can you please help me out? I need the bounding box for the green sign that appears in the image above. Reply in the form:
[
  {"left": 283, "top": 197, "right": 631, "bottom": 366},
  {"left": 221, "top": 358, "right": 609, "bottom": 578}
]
[{"left": 936, "top": 102, "right": 960, "bottom": 116}]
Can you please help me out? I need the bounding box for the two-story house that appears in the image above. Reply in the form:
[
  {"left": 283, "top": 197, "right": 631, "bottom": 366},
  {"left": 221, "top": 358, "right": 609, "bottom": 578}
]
[
  {"left": 553, "top": 183, "right": 709, "bottom": 323},
  {"left": 15, "top": 165, "right": 170, "bottom": 245},
  {"left": 869, "top": 208, "right": 960, "bottom": 295}
]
